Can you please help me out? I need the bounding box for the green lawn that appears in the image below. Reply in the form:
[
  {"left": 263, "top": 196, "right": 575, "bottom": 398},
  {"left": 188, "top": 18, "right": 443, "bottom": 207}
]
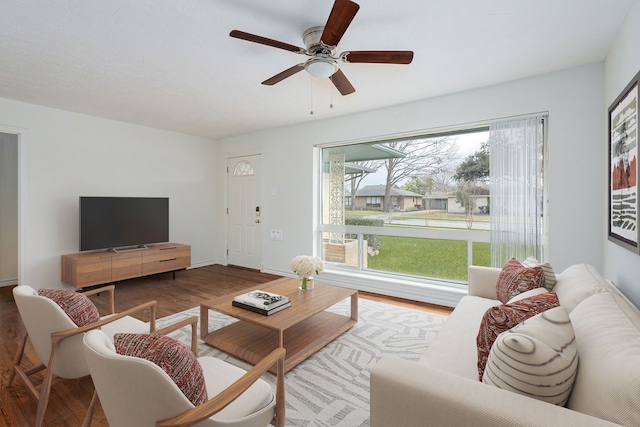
[
  {"left": 345, "top": 209, "right": 490, "bottom": 223},
  {"left": 367, "top": 236, "right": 490, "bottom": 281}
]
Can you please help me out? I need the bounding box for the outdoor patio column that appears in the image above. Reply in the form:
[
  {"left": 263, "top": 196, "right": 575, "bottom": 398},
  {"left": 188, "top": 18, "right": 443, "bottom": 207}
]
[{"left": 329, "top": 153, "right": 345, "bottom": 244}]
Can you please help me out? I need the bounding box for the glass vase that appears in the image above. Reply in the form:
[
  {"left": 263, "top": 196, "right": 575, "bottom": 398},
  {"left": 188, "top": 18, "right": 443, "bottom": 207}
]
[{"left": 299, "top": 276, "right": 314, "bottom": 291}]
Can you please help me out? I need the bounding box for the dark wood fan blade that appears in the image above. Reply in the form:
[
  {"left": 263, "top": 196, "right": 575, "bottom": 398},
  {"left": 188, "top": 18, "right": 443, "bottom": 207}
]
[
  {"left": 230, "top": 30, "right": 304, "bottom": 53},
  {"left": 261, "top": 64, "right": 305, "bottom": 86},
  {"left": 342, "top": 50, "right": 414, "bottom": 64},
  {"left": 330, "top": 69, "right": 355, "bottom": 95},
  {"left": 321, "top": 0, "right": 360, "bottom": 47}
]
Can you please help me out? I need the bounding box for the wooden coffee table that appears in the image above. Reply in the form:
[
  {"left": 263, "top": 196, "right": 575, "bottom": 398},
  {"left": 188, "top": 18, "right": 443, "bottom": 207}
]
[{"left": 200, "top": 277, "right": 358, "bottom": 373}]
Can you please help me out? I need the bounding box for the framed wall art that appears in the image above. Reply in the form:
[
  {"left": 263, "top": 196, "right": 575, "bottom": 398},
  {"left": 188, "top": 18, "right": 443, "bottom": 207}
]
[{"left": 609, "top": 70, "right": 640, "bottom": 253}]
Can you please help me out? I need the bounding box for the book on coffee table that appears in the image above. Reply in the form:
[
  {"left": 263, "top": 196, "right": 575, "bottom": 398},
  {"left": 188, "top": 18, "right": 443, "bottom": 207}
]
[
  {"left": 232, "top": 300, "right": 291, "bottom": 316},
  {"left": 233, "top": 290, "right": 289, "bottom": 310}
]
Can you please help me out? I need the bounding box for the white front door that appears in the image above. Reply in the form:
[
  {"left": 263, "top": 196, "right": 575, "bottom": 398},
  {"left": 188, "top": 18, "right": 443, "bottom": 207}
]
[{"left": 227, "top": 155, "right": 261, "bottom": 269}]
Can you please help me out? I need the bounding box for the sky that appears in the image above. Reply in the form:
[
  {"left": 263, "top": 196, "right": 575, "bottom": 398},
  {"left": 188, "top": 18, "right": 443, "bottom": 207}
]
[{"left": 359, "top": 130, "right": 489, "bottom": 187}]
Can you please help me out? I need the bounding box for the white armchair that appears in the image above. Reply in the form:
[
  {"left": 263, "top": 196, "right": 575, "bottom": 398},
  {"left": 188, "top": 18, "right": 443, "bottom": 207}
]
[
  {"left": 8, "top": 284, "right": 159, "bottom": 427},
  {"left": 83, "top": 329, "right": 286, "bottom": 427}
]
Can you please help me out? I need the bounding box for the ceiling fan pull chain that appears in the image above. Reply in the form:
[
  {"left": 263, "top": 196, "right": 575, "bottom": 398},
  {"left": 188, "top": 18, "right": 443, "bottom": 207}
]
[
  {"left": 310, "top": 79, "right": 314, "bottom": 115},
  {"left": 329, "top": 75, "right": 334, "bottom": 109}
]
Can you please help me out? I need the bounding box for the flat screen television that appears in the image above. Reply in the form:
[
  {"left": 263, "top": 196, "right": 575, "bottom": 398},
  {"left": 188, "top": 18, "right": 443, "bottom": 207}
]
[{"left": 80, "top": 197, "right": 169, "bottom": 251}]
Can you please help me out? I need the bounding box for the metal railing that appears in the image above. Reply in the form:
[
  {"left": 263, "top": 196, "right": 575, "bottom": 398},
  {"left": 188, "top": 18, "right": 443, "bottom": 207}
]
[{"left": 318, "top": 223, "right": 490, "bottom": 271}]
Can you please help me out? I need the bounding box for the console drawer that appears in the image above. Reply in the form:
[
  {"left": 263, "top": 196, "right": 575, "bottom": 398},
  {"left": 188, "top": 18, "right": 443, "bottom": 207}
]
[
  {"left": 141, "top": 243, "right": 191, "bottom": 276},
  {"left": 142, "top": 256, "right": 190, "bottom": 276}
]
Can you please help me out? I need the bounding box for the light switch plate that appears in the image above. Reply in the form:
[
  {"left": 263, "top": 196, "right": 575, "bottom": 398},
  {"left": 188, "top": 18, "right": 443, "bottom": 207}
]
[{"left": 270, "top": 230, "right": 283, "bottom": 240}]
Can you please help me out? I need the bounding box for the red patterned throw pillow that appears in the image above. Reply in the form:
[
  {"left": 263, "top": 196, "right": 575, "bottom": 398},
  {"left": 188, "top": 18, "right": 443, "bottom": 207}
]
[
  {"left": 476, "top": 291, "right": 559, "bottom": 381},
  {"left": 38, "top": 289, "right": 100, "bottom": 327},
  {"left": 114, "top": 333, "right": 208, "bottom": 406},
  {"left": 496, "top": 258, "right": 546, "bottom": 303}
]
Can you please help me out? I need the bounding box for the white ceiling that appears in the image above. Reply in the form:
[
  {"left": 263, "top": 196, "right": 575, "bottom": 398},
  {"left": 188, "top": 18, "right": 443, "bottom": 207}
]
[{"left": 0, "top": 1, "right": 635, "bottom": 139}]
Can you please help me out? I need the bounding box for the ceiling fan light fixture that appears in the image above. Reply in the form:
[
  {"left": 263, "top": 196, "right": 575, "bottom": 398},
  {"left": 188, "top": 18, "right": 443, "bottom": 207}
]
[
  {"left": 230, "top": 0, "right": 412, "bottom": 95},
  {"left": 305, "top": 58, "right": 338, "bottom": 78}
]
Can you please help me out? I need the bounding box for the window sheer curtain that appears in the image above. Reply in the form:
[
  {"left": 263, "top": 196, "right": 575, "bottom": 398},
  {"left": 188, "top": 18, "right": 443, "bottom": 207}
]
[{"left": 489, "top": 114, "right": 547, "bottom": 267}]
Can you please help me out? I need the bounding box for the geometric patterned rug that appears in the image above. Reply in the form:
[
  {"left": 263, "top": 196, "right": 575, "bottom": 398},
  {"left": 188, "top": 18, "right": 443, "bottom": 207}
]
[{"left": 155, "top": 299, "right": 447, "bottom": 427}]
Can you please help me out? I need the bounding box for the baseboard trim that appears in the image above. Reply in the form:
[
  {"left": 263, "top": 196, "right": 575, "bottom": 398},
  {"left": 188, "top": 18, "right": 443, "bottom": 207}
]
[
  {"left": 189, "top": 259, "right": 223, "bottom": 269},
  {"left": 0, "top": 277, "right": 18, "bottom": 287}
]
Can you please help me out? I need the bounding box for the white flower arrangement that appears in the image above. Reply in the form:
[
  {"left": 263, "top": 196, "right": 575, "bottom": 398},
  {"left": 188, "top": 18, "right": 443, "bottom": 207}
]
[{"left": 290, "top": 255, "right": 324, "bottom": 279}]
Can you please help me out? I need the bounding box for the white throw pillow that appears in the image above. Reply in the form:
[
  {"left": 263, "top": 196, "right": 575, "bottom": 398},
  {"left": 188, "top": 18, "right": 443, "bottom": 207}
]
[
  {"left": 522, "top": 257, "right": 556, "bottom": 291},
  {"left": 483, "top": 306, "right": 578, "bottom": 406}
]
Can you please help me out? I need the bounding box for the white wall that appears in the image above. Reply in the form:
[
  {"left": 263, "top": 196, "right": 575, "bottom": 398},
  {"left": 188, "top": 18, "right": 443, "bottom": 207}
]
[
  {"left": 0, "top": 97, "right": 220, "bottom": 289},
  {"left": 219, "top": 64, "right": 606, "bottom": 290},
  {"left": 0, "top": 132, "right": 18, "bottom": 286},
  {"left": 604, "top": 0, "right": 640, "bottom": 306}
]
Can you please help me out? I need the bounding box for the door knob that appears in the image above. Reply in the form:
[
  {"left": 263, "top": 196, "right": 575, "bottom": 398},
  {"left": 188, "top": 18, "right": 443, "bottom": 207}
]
[{"left": 255, "top": 219, "right": 260, "bottom": 223}]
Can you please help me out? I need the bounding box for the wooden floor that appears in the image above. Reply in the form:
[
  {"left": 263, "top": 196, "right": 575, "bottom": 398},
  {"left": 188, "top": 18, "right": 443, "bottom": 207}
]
[{"left": 0, "top": 265, "right": 451, "bottom": 426}]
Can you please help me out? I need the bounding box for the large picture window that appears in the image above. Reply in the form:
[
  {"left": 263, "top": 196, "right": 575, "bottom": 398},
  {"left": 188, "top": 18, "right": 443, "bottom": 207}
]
[{"left": 319, "top": 116, "right": 547, "bottom": 287}]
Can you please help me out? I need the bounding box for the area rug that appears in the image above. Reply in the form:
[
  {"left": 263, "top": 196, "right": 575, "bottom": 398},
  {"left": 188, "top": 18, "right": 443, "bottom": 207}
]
[{"left": 155, "top": 299, "right": 447, "bottom": 427}]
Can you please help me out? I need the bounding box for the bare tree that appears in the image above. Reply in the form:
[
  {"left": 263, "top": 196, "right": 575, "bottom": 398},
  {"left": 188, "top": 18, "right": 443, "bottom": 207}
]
[
  {"left": 455, "top": 184, "right": 477, "bottom": 229},
  {"left": 454, "top": 142, "right": 490, "bottom": 229},
  {"left": 381, "top": 136, "right": 458, "bottom": 213},
  {"left": 430, "top": 164, "right": 457, "bottom": 193},
  {"left": 404, "top": 167, "right": 456, "bottom": 197}
]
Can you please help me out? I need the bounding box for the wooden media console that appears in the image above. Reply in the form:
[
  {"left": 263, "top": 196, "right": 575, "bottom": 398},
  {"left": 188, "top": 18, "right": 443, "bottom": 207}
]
[{"left": 61, "top": 243, "right": 190, "bottom": 288}]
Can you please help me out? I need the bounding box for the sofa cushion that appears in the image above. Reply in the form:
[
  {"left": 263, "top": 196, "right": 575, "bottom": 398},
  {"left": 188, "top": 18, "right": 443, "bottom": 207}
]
[
  {"left": 198, "top": 356, "right": 274, "bottom": 421},
  {"left": 567, "top": 292, "right": 640, "bottom": 425},
  {"left": 419, "top": 295, "right": 501, "bottom": 381},
  {"left": 496, "top": 258, "right": 546, "bottom": 303},
  {"left": 522, "top": 257, "right": 556, "bottom": 291},
  {"left": 552, "top": 264, "right": 607, "bottom": 313},
  {"left": 483, "top": 306, "right": 578, "bottom": 406},
  {"left": 114, "top": 333, "right": 208, "bottom": 406},
  {"left": 477, "top": 291, "right": 559, "bottom": 380},
  {"left": 38, "top": 288, "right": 100, "bottom": 327}
]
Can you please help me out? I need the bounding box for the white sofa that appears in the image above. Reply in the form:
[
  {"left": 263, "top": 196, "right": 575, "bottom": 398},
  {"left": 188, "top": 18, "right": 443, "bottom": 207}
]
[{"left": 370, "top": 264, "right": 640, "bottom": 427}]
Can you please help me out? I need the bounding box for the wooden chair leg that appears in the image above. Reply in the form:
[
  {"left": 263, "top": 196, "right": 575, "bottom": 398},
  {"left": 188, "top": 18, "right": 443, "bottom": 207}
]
[
  {"left": 275, "top": 355, "right": 285, "bottom": 427},
  {"left": 81, "top": 390, "right": 99, "bottom": 427},
  {"left": 34, "top": 337, "right": 64, "bottom": 427},
  {"left": 34, "top": 367, "right": 54, "bottom": 427},
  {"left": 7, "top": 331, "right": 28, "bottom": 386}
]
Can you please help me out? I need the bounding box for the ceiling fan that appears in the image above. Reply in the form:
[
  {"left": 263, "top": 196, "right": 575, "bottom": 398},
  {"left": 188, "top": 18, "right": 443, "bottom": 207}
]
[{"left": 229, "top": 0, "right": 414, "bottom": 96}]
